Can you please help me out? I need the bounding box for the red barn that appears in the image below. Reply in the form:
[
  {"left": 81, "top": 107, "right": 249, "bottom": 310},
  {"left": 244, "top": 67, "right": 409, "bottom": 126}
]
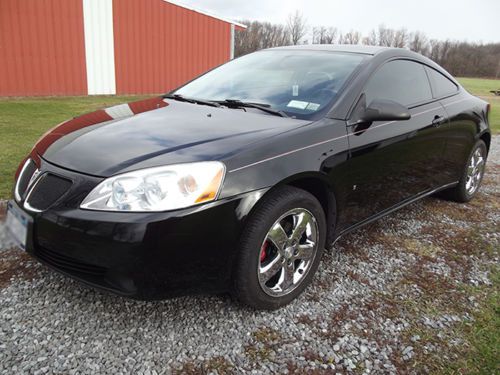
[{"left": 0, "top": 0, "right": 246, "bottom": 96}]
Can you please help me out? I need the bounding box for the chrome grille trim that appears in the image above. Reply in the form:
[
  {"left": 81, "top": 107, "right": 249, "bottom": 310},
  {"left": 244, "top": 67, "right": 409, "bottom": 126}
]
[
  {"left": 28, "top": 169, "right": 41, "bottom": 189},
  {"left": 14, "top": 159, "right": 36, "bottom": 202}
]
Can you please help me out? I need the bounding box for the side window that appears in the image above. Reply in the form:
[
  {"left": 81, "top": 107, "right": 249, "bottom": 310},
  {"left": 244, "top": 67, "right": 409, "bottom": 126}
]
[
  {"left": 426, "top": 67, "right": 458, "bottom": 98},
  {"left": 365, "top": 60, "right": 433, "bottom": 107}
]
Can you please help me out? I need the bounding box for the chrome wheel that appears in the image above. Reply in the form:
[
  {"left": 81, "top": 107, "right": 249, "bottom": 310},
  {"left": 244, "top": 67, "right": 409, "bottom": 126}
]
[
  {"left": 465, "top": 147, "right": 485, "bottom": 195},
  {"left": 257, "top": 208, "right": 319, "bottom": 297}
]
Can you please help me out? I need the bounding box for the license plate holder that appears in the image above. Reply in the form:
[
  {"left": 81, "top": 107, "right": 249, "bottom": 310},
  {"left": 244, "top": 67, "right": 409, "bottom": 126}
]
[{"left": 6, "top": 201, "right": 30, "bottom": 250}]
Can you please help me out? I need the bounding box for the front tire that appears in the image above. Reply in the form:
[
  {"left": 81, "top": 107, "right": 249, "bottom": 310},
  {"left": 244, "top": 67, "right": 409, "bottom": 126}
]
[
  {"left": 232, "top": 186, "right": 326, "bottom": 310},
  {"left": 441, "top": 139, "right": 487, "bottom": 202}
]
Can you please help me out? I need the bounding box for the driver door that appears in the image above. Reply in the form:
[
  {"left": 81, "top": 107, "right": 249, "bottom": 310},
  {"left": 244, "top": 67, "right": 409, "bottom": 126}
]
[{"left": 339, "top": 59, "right": 448, "bottom": 230}]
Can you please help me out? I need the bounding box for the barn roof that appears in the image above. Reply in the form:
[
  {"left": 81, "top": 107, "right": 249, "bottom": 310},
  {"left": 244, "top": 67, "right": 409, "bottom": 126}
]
[{"left": 164, "top": 1, "right": 247, "bottom": 29}]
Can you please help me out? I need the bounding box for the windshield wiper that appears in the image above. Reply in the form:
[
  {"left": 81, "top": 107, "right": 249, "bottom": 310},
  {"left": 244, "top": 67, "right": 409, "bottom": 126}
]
[
  {"left": 217, "top": 99, "right": 289, "bottom": 118},
  {"left": 163, "top": 94, "right": 221, "bottom": 108}
]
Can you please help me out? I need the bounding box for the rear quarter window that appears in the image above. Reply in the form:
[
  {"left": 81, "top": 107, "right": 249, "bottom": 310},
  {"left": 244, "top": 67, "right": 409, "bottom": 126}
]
[{"left": 426, "top": 67, "right": 458, "bottom": 98}]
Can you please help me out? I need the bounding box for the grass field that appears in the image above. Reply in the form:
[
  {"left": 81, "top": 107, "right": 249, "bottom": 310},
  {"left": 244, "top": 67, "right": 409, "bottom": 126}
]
[
  {"left": 458, "top": 77, "right": 500, "bottom": 134},
  {"left": 0, "top": 77, "right": 498, "bottom": 199},
  {"left": 0, "top": 96, "right": 150, "bottom": 198}
]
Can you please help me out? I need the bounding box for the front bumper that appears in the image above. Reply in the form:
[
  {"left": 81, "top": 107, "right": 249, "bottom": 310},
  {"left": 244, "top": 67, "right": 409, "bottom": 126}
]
[{"left": 12, "top": 161, "right": 268, "bottom": 299}]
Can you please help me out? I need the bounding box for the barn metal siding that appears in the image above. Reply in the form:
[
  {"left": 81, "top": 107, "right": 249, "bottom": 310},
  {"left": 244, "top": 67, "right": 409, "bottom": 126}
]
[
  {"left": 113, "top": 0, "right": 231, "bottom": 95},
  {"left": 0, "top": 0, "right": 87, "bottom": 96}
]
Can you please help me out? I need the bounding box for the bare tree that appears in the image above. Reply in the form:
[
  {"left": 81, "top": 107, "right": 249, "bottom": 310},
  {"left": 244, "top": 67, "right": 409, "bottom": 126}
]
[
  {"left": 312, "top": 26, "right": 326, "bottom": 44},
  {"left": 409, "top": 31, "right": 428, "bottom": 54},
  {"left": 235, "top": 19, "right": 500, "bottom": 77},
  {"left": 287, "top": 11, "right": 307, "bottom": 45},
  {"left": 377, "top": 25, "right": 395, "bottom": 47},
  {"left": 362, "top": 29, "right": 378, "bottom": 46},
  {"left": 435, "top": 39, "right": 452, "bottom": 65},
  {"left": 234, "top": 20, "right": 290, "bottom": 57},
  {"left": 324, "top": 27, "right": 338, "bottom": 44},
  {"left": 393, "top": 28, "right": 408, "bottom": 48},
  {"left": 340, "top": 31, "right": 361, "bottom": 45},
  {"left": 313, "top": 26, "right": 338, "bottom": 44}
]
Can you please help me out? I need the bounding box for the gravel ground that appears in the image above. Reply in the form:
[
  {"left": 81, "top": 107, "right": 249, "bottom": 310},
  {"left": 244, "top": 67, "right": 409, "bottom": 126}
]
[{"left": 0, "top": 137, "right": 498, "bottom": 374}]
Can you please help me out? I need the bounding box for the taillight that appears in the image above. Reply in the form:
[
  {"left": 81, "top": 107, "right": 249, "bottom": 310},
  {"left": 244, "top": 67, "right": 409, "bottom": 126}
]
[{"left": 486, "top": 103, "right": 491, "bottom": 123}]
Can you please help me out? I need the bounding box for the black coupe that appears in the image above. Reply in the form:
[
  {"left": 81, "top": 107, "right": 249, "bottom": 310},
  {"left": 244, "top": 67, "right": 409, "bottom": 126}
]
[{"left": 7, "top": 45, "right": 491, "bottom": 309}]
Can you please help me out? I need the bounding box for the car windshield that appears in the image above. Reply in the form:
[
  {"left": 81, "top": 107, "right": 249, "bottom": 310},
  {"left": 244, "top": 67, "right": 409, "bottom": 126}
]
[{"left": 174, "top": 50, "right": 366, "bottom": 120}]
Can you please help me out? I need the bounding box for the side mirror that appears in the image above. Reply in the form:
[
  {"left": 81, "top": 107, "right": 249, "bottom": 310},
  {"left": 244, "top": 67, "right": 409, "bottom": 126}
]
[{"left": 360, "top": 99, "right": 411, "bottom": 123}]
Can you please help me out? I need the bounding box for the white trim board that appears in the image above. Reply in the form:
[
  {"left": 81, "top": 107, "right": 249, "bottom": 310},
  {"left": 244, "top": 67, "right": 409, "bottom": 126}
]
[
  {"left": 230, "top": 24, "right": 235, "bottom": 59},
  {"left": 82, "top": 0, "right": 116, "bottom": 95}
]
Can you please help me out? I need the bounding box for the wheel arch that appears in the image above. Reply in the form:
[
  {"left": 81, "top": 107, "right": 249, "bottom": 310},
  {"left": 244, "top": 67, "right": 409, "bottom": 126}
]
[
  {"left": 272, "top": 172, "right": 338, "bottom": 247},
  {"left": 479, "top": 131, "right": 491, "bottom": 154}
]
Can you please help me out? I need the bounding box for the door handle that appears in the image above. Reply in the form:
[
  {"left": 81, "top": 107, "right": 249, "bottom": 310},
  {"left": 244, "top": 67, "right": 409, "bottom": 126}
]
[{"left": 431, "top": 115, "right": 445, "bottom": 127}]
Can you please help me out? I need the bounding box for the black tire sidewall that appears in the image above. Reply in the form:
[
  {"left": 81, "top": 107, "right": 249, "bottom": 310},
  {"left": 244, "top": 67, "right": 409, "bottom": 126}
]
[
  {"left": 233, "top": 186, "right": 327, "bottom": 310},
  {"left": 458, "top": 140, "right": 487, "bottom": 202}
]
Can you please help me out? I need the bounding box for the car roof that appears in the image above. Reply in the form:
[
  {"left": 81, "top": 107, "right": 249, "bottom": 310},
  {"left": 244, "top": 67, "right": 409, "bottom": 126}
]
[
  {"left": 269, "top": 44, "right": 392, "bottom": 55},
  {"left": 267, "top": 44, "right": 446, "bottom": 74}
]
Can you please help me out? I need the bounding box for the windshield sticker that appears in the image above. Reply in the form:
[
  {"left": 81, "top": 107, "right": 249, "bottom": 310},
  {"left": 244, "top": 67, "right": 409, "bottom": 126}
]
[
  {"left": 287, "top": 100, "right": 309, "bottom": 110},
  {"left": 292, "top": 84, "right": 299, "bottom": 97},
  {"left": 306, "top": 103, "right": 321, "bottom": 111}
]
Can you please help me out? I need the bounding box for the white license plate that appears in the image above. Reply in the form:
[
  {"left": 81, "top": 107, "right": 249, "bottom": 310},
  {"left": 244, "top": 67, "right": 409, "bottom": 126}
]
[{"left": 6, "top": 202, "right": 29, "bottom": 250}]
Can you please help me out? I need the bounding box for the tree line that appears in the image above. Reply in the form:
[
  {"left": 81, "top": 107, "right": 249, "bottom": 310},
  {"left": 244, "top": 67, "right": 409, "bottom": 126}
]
[{"left": 234, "top": 12, "right": 500, "bottom": 78}]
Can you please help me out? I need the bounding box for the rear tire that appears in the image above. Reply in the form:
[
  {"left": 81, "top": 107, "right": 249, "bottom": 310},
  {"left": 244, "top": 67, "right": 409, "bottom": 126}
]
[
  {"left": 440, "top": 140, "right": 487, "bottom": 203},
  {"left": 232, "top": 186, "right": 326, "bottom": 310}
]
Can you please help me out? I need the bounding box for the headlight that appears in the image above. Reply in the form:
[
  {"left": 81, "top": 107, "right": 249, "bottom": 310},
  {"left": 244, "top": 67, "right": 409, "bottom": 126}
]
[{"left": 80, "top": 162, "right": 225, "bottom": 212}]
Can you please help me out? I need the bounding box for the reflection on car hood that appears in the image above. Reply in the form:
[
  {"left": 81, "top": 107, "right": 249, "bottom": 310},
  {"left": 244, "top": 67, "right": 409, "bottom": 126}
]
[{"left": 32, "top": 97, "right": 311, "bottom": 176}]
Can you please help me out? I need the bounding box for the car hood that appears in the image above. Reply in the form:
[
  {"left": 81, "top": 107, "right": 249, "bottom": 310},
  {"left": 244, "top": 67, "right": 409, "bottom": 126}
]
[{"left": 33, "top": 97, "right": 311, "bottom": 177}]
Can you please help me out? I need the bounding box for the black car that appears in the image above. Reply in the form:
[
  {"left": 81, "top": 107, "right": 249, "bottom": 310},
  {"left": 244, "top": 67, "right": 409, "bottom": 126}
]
[{"left": 7, "top": 45, "right": 491, "bottom": 310}]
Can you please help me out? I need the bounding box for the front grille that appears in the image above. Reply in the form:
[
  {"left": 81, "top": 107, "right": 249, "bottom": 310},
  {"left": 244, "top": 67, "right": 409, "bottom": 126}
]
[
  {"left": 26, "top": 174, "right": 72, "bottom": 211},
  {"left": 15, "top": 159, "right": 37, "bottom": 200},
  {"left": 35, "top": 246, "right": 107, "bottom": 277}
]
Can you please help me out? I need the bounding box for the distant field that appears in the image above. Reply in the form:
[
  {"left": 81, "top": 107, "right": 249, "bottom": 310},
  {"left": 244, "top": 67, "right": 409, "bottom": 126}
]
[
  {"left": 458, "top": 77, "right": 500, "bottom": 134},
  {"left": 457, "top": 77, "right": 500, "bottom": 96}
]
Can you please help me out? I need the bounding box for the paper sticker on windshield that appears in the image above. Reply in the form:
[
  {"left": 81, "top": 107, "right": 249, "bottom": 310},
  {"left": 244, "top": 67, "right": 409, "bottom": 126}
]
[
  {"left": 306, "top": 103, "right": 321, "bottom": 111},
  {"left": 287, "top": 100, "right": 309, "bottom": 110},
  {"left": 292, "top": 85, "right": 299, "bottom": 97}
]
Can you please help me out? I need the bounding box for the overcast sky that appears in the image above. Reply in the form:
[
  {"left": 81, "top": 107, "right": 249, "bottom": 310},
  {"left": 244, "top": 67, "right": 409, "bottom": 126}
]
[{"left": 178, "top": 0, "right": 500, "bottom": 43}]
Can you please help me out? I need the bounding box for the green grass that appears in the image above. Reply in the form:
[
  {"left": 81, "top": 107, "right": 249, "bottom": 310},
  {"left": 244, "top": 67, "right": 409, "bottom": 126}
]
[
  {"left": 0, "top": 96, "right": 150, "bottom": 199},
  {"left": 447, "top": 268, "right": 500, "bottom": 374},
  {"left": 458, "top": 77, "right": 500, "bottom": 134},
  {"left": 457, "top": 77, "right": 500, "bottom": 96},
  {"left": 464, "top": 270, "right": 500, "bottom": 374}
]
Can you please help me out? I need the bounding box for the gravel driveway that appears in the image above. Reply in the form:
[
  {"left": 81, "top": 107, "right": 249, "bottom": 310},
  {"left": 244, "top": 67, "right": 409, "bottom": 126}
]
[{"left": 0, "top": 137, "right": 498, "bottom": 374}]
